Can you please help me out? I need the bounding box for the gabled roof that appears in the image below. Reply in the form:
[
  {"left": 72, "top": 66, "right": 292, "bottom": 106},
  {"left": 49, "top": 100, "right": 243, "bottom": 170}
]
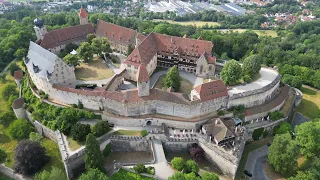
[
  {"left": 95, "top": 20, "right": 137, "bottom": 46},
  {"left": 201, "top": 52, "right": 216, "bottom": 64},
  {"left": 203, "top": 118, "right": 234, "bottom": 143},
  {"left": 126, "top": 33, "right": 158, "bottom": 66},
  {"left": 79, "top": 8, "right": 88, "bottom": 18},
  {"left": 137, "top": 65, "right": 149, "bottom": 82},
  {"left": 194, "top": 80, "right": 228, "bottom": 102},
  {"left": 40, "top": 24, "right": 94, "bottom": 49}
]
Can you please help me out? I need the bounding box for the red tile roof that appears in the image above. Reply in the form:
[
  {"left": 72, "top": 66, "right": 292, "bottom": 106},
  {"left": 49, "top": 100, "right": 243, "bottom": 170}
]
[
  {"left": 194, "top": 80, "right": 228, "bottom": 102},
  {"left": 137, "top": 65, "right": 149, "bottom": 82},
  {"left": 41, "top": 24, "right": 94, "bottom": 49},
  {"left": 14, "top": 70, "right": 23, "bottom": 81},
  {"left": 95, "top": 20, "right": 137, "bottom": 46},
  {"left": 79, "top": 8, "right": 88, "bottom": 18},
  {"left": 137, "top": 33, "right": 146, "bottom": 42}
]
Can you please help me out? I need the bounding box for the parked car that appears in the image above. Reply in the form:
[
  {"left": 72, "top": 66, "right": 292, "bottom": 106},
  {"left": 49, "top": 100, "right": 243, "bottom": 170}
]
[
  {"left": 267, "top": 143, "right": 271, "bottom": 147},
  {"left": 109, "top": 124, "right": 114, "bottom": 127},
  {"left": 244, "top": 170, "right": 252, "bottom": 177}
]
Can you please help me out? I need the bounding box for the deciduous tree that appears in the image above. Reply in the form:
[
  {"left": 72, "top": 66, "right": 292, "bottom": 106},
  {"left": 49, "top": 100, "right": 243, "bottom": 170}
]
[
  {"left": 168, "top": 172, "right": 185, "bottom": 180},
  {"left": 242, "top": 54, "right": 261, "bottom": 78},
  {"left": 13, "top": 140, "right": 49, "bottom": 175},
  {"left": 184, "top": 160, "right": 199, "bottom": 174},
  {"left": 268, "top": 133, "right": 299, "bottom": 175},
  {"left": 0, "top": 148, "right": 7, "bottom": 164},
  {"left": 34, "top": 167, "right": 67, "bottom": 180},
  {"left": 163, "top": 66, "right": 181, "bottom": 91},
  {"left": 201, "top": 172, "right": 219, "bottom": 180},
  {"left": 79, "top": 168, "right": 108, "bottom": 180},
  {"left": 1, "top": 83, "right": 18, "bottom": 101},
  {"left": 220, "top": 60, "right": 242, "bottom": 86},
  {"left": 77, "top": 42, "right": 93, "bottom": 63},
  {"left": 189, "top": 143, "right": 204, "bottom": 161},
  {"left": 8, "top": 119, "right": 34, "bottom": 140},
  {"left": 171, "top": 157, "right": 185, "bottom": 171},
  {"left": 63, "top": 54, "right": 79, "bottom": 66},
  {"left": 274, "top": 122, "right": 291, "bottom": 135},
  {"left": 295, "top": 121, "right": 320, "bottom": 157},
  {"left": 71, "top": 123, "right": 91, "bottom": 142}
]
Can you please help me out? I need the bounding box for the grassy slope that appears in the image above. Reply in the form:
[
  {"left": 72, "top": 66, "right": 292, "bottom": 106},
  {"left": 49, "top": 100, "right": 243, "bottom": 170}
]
[
  {"left": 66, "top": 137, "right": 84, "bottom": 151},
  {"left": 295, "top": 86, "right": 320, "bottom": 119},
  {"left": 112, "top": 130, "right": 142, "bottom": 136},
  {"left": 152, "top": 19, "right": 221, "bottom": 27}
]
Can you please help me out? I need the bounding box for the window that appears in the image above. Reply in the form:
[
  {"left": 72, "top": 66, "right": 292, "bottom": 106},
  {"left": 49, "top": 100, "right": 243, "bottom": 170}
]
[
  {"left": 127, "top": 64, "right": 131, "bottom": 68},
  {"left": 134, "top": 66, "right": 138, "bottom": 70}
]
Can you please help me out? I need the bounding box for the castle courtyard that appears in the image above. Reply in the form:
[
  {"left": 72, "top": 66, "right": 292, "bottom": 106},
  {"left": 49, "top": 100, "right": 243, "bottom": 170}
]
[{"left": 75, "top": 57, "right": 114, "bottom": 81}]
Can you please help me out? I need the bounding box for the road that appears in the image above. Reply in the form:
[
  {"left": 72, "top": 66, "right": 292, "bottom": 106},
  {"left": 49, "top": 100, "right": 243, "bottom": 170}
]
[
  {"left": 291, "top": 112, "right": 308, "bottom": 130},
  {"left": 253, "top": 155, "right": 269, "bottom": 180},
  {"left": 245, "top": 145, "right": 269, "bottom": 180}
]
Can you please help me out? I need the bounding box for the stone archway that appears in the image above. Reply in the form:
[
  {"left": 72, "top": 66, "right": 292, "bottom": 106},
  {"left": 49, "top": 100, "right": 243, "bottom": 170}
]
[{"left": 146, "top": 121, "right": 152, "bottom": 126}]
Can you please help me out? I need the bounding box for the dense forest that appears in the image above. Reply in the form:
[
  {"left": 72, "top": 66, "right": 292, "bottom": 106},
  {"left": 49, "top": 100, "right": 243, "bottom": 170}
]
[{"left": 0, "top": 7, "right": 319, "bottom": 89}]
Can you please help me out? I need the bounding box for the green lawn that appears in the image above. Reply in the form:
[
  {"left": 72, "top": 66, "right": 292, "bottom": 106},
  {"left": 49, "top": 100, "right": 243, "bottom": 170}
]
[
  {"left": 66, "top": 137, "right": 84, "bottom": 151},
  {"left": 111, "top": 169, "right": 155, "bottom": 180},
  {"left": 0, "top": 124, "right": 18, "bottom": 168},
  {"left": 154, "top": 75, "right": 194, "bottom": 94},
  {"left": 208, "top": 29, "right": 278, "bottom": 37},
  {"left": 112, "top": 130, "right": 142, "bottom": 136},
  {"left": 236, "top": 136, "right": 273, "bottom": 180},
  {"left": 39, "top": 139, "right": 65, "bottom": 173},
  {"left": 295, "top": 86, "right": 320, "bottom": 119}
]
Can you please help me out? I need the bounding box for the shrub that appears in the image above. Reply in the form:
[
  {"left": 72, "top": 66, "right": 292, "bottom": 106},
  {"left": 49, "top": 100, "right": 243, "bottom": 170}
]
[
  {"left": 8, "top": 119, "right": 34, "bottom": 140},
  {"left": 71, "top": 123, "right": 91, "bottom": 142},
  {"left": 7, "top": 63, "right": 20, "bottom": 76},
  {"left": 252, "top": 127, "right": 264, "bottom": 140},
  {"left": 34, "top": 167, "right": 67, "bottom": 180},
  {"left": 13, "top": 140, "right": 49, "bottom": 175},
  {"left": 133, "top": 163, "right": 146, "bottom": 174},
  {"left": 218, "top": 110, "right": 225, "bottom": 116},
  {"left": 243, "top": 74, "right": 252, "bottom": 82},
  {"left": 102, "top": 144, "right": 112, "bottom": 157},
  {"left": 0, "top": 111, "right": 16, "bottom": 126},
  {"left": 141, "top": 130, "right": 148, "bottom": 137},
  {"left": 78, "top": 101, "right": 84, "bottom": 109},
  {"left": 43, "top": 94, "right": 48, "bottom": 99},
  {"left": 92, "top": 121, "right": 110, "bottom": 137},
  {"left": 78, "top": 168, "right": 108, "bottom": 180},
  {"left": 202, "top": 172, "right": 219, "bottom": 180},
  {"left": 1, "top": 83, "right": 18, "bottom": 101},
  {"left": 269, "top": 111, "right": 285, "bottom": 121},
  {"left": 146, "top": 166, "right": 155, "bottom": 175},
  {"left": 171, "top": 157, "right": 185, "bottom": 171},
  {"left": 0, "top": 148, "right": 7, "bottom": 164},
  {"left": 184, "top": 160, "right": 199, "bottom": 174},
  {"left": 72, "top": 104, "right": 78, "bottom": 108},
  {"left": 29, "top": 132, "right": 43, "bottom": 142},
  {"left": 189, "top": 143, "right": 204, "bottom": 161}
]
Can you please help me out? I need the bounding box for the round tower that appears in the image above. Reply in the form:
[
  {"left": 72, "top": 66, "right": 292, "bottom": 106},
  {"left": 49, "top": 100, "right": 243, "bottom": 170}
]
[
  {"left": 34, "top": 18, "right": 47, "bottom": 40},
  {"left": 137, "top": 65, "right": 150, "bottom": 97},
  {"left": 12, "top": 98, "right": 27, "bottom": 119}
]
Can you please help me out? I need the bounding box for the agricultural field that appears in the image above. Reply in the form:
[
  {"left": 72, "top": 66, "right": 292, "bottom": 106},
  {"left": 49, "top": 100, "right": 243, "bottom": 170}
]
[
  {"left": 214, "top": 29, "right": 278, "bottom": 37},
  {"left": 152, "top": 19, "right": 221, "bottom": 27}
]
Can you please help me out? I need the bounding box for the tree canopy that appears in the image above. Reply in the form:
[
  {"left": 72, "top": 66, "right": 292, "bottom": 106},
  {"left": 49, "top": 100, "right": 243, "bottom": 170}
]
[
  {"left": 242, "top": 54, "right": 261, "bottom": 78},
  {"left": 77, "top": 42, "right": 93, "bottom": 63},
  {"left": 85, "top": 134, "right": 105, "bottom": 172},
  {"left": 268, "top": 133, "right": 299, "bottom": 175},
  {"left": 34, "top": 167, "right": 67, "bottom": 180},
  {"left": 8, "top": 119, "right": 34, "bottom": 140},
  {"left": 171, "top": 157, "right": 185, "bottom": 171},
  {"left": 163, "top": 66, "right": 181, "bottom": 91},
  {"left": 295, "top": 121, "right": 320, "bottom": 157},
  {"left": 220, "top": 60, "right": 242, "bottom": 86},
  {"left": 78, "top": 168, "right": 108, "bottom": 180},
  {"left": 63, "top": 54, "right": 79, "bottom": 67},
  {"left": 0, "top": 148, "right": 7, "bottom": 164}
]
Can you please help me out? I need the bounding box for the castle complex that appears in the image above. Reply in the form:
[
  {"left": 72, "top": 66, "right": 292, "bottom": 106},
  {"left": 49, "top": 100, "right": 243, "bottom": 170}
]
[{"left": 19, "top": 8, "right": 294, "bottom": 180}]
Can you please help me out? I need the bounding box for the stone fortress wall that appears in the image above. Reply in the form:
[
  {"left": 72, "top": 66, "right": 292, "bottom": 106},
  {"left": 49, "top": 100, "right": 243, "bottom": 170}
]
[
  {"left": 110, "top": 136, "right": 151, "bottom": 152},
  {"left": 31, "top": 70, "right": 281, "bottom": 120}
]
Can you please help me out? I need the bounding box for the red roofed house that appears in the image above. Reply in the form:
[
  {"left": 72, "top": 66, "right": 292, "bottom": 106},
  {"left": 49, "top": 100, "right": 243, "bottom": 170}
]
[
  {"left": 96, "top": 20, "right": 139, "bottom": 54},
  {"left": 191, "top": 80, "right": 228, "bottom": 101},
  {"left": 124, "top": 32, "right": 216, "bottom": 81}
]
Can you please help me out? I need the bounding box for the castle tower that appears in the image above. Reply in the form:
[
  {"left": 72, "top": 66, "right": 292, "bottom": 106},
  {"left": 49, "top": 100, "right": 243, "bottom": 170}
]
[
  {"left": 78, "top": 7, "right": 88, "bottom": 25},
  {"left": 34, "top": 18, "right": 47, "bottom": 40},
  {"left": 137, "top": 65, "right": 150, "bottom": 97}
]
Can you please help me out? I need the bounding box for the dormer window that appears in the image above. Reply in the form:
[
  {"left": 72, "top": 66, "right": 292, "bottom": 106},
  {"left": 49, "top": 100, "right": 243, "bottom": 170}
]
[
  {"left": 24, "top": 56, "right": 30, "bottom": 64},
  {"left": 33, "top": 63, "right": 40, "bottom": 73}
]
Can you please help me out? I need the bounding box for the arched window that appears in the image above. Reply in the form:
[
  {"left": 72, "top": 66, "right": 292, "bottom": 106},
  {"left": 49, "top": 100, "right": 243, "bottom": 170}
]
[{"left": 200, "top": 65, "right": 203, "bottom": 73}]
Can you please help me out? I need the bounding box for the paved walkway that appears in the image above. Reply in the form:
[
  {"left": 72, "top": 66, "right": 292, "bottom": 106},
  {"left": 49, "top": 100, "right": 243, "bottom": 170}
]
[
  {"left": 292, "top": 112, "right": 308, "bottom": 130},
  {"left": 245, "top": 145, "right": 269, "bottom": 180}
]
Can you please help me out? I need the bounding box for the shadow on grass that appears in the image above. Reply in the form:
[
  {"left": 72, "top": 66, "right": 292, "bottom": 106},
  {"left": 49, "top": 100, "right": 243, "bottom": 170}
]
[
  {"left": 296, "top": 99, "right": 320, "bottom": 119},
  {"left": 75, "top": 67, "right": 99, "bottom": 79},
  {"left": 300, "top": 87, "right": 317, "bottom": 95}
]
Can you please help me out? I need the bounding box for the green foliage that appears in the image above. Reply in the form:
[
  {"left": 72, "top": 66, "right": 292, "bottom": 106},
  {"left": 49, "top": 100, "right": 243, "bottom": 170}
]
[
  {"left": 184, "top": 160, "right": 199, "bottom": 174},
  {"left": 100, "top": 37, "right": 111, "bottom": 56},
  {"left": 220, "top": 60, "right": 242, "bottom": 86},
  {"left": 243, "top": 74, "right": 251, "bottom": 83},
  {"left": 63, "top": 54, "right": 79, "bottom": 66},
  {"left": 102, "top": 144, "right": 112, "bottom": 157},
  {"left": 29, "top": 132, "right": 43, "bottom": 142},
  {"left": 93, "top": 121, "right": 110, "bottom": 137},
  {"left": 201, "top": 172, "right": 219, "bottom": 180},
  {"left": 242, "top": 55, "right": 261, "bottom": 78},
  {"left": 274, "top": 122, "right": 291, "bottom": 135},
  {"left": 268, "top": 133, "right": 299, "bottom": 175},
  {"left": 146, "top": 166, "right": 155, "bottom": 175},
  {"left": 133, "top": 163, "right": 146, "bottom": 174},
  {"left": 269, "top": 111, "right": 285, "bottom": 121},
  {"left": 91, "top": 38, "right": 102, "bottom": 56},
  {"left": 231, "top": 105, "right": 245, "bottom": 115},
  {"left": 8, "top": 119, "right": 34, "bottom": 140},
  {"left": 168, "top": 172, "right": 185, "bottom": 180},
  {"left": 282, "top": 74, "right": 303, "bottom": 89},
  {"left": 171, "top": 157, "right": 185, "bottom": 171},
  {"left": 14, "top": 48, "right": 27, "bottom": 60},
  {"left": 85, "top": 134, "right": 105, "bottom": 172},
  {"left": 34, "top": 167, "right": 67, "bottom": 180},
  {"left": 287, "top": 170, "right": 319, "bottom": 180},
  {"left": 295, "top": 121, "right": 320, "bottom": 158},
  {"left": 262, "top": 130, "right": 269, "bottom": 138},
  {"left": 141, "top": 130, "right": 148, "bottom": 137},
  {"left": 79, "top": 168, "right": 108, "bottom": 180},
  {"left": 217, "top": 110, "right": 225, "bottom": 116},
  {"left": 110, "top": 169, "right": 154, "bottom": 180},
  {"left": 252, "top": 127, "right": 264, "bottom": 140},
  {"left": 86, "top": 34, "right": 96, "bottom": 44},
  {"left": 1, "top": 83, "right": 18, "bottom": 101},
  {"left": 0, "top": 148, "right": 7, "bottom": 164},
  {"left": 71, "top": 123, "right": 91, "bottom": 142},
  {"left": 78, "top": 101, "right": 84, "bottom": 109},
  {"left": 7, "top": 94, "right": 18, "bottom": 110},
  {"left": 0, "top": 111, "right": 16, "bottom": 126},
  {"left": 184, "top": 172, "right": 200, "bottom": 180},
  {"left": 163, "top": 66, "right": 181, "bottom": 91},
  {"left": 77, "top": 42, "right": 93, "bottom": 63},
  {"left": 7, "top": 63, "right": 20, "bottom": 76}
]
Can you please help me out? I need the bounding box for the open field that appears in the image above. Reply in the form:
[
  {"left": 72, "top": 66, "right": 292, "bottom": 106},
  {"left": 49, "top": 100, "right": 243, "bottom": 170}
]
[
  {"left": 154, "top": 75, "right": 193, "bottom": 94},
  {"left": 152, "top": 19, "right": 221, "bottom": 27},
  {"left": 112, "top": 130, "right": 142, "bottom": 136},
  {"left": 295, "top": 86, "right": 320, "bottom": 119},
  {"left": 205, "top": 29, "right": 278, "bottom": 37},
  {"left": 75, "top": 57, "right": 114, "bottom": 81}
]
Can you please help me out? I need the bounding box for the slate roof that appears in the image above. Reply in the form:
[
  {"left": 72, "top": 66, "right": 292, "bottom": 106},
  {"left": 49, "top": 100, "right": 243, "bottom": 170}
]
[
  {"left": 40, "top": 24, "right": 94, "bottom": 49},
  {"left": 203, "top": 118, "right": 234, "bottom": 143},
  {"left": 95, "top": 20, "right": 137, "bottom": 46},
  {"left": 194, "top": 80, "right": 228, "bottom": 102}
]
